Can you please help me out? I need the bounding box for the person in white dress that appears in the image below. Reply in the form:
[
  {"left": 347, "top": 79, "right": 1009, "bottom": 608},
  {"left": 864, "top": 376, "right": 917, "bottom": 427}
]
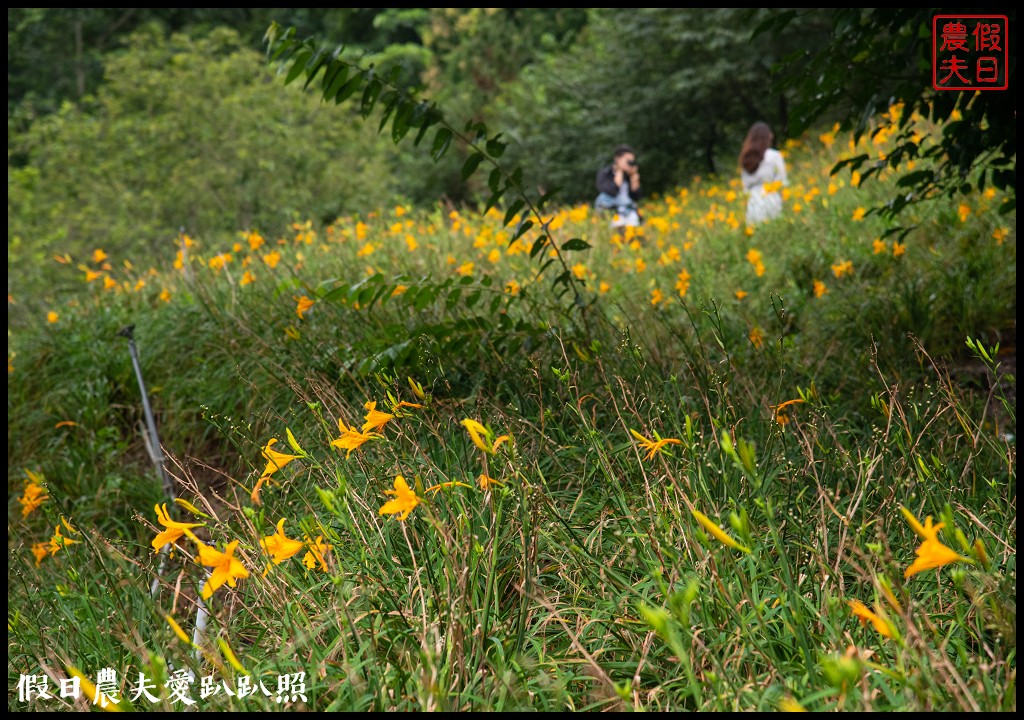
[{"left": 740, "top": 122, "right": 787, "bottom": 226}]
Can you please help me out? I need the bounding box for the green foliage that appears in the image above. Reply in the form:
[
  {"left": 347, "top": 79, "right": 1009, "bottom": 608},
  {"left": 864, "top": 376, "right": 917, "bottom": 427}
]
[
  {"left": 7, "top": 26, "right": 401, "bottom": 300},
  {"left": 492, "top": 8, "right": 833, "bottom": 201},
  {"left": 760, "top": 8, "right": 1017, "bottom": 220}
]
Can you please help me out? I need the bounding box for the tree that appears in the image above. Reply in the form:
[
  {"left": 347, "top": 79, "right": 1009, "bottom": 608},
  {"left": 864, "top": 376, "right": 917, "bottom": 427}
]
[
  {"left": 492, "top": 8, "right": 833, "bottom": 202},
  {"left": 8, "top": 27, "right": 402, "bottom": 278},
  {"left": 761, "top": 8, "right": 1016, "bottom": 224}
]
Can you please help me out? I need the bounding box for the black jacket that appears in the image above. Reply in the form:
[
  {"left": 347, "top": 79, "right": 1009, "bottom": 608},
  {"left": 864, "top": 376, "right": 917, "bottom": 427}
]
[{"left": 595, "top": 165, "right": 642, "bottom": 201}]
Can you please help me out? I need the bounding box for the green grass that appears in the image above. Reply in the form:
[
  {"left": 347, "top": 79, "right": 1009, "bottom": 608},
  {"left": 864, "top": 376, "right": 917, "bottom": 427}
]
[{"left": 7, "top": 119, "right": 1016, "bottom": 711}]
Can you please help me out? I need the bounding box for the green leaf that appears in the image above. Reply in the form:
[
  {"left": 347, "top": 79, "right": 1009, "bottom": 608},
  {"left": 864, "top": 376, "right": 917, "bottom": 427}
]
[
  {"left": 504, "top": 200, "right": 525, "bottom": 228},
  {"left": 322, "top": 63, "right": 349, "bottom": 99},
  {"left": 562, "top": 238, "right": 591, "bottom": 252},
  {"left": 461, "top": 152, "right": 484, "bottom": 180},
  {"left": 431, "top": 128, "right": 453, "bottom": 162},
  {"left": 486, "top": 134, "right": 507, "bottom": 158},
  {"left": 488, "top": 167, "right": 503, "bottom": 193},
  {"left": 552, "top": 270, "right": 571, "bottom": 288},
  {"left": 484, "top": 189, "right": 505, "bottom": 214},
  {"left": 529, "top": 234, "right": 547, "bottom": 259},
  {"left": 284, "top": 50, "right": 311, "bottom": 86},
  {"left": 303, "top": 50, "right": 328, "bottom": 89},
  {"left": 334, "top": 75, "right": 364, "bottom": 104},
  {"left": 322, "top": 284, "right": 351, "bottom": 303},
  {"left": 360, "top": 78, "right": 383, "bottom": 117},
  {"left": 513, "top": 219, "right": 534, "bottom": 242},
  {"left": 391, "top": 102, "right": 413, "bottom": 144}
]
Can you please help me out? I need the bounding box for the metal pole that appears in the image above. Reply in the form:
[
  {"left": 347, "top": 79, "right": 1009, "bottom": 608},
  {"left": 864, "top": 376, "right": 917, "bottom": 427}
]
[
  {"left": 118, "top": 325, "right": 174, "bottom": 503},
  {"left": 118, "top": 324, "right": 175, "bottom": 599}
]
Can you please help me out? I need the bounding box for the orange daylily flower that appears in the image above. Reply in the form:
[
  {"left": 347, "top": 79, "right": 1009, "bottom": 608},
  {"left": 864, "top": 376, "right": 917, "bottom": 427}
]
[
  {"left": 848, "top": 600, "right": 895, "bottom": 639},
  {"left": 629, "top": 428, "right": 682, "bottom": 460},
  {"left": 19, "top": 472, "right": 49, "bottom": 518},
  {"left": 379, "top": 475, "right": 420, "bottom": 521},
  {"left": 196, "top": 539, "right": 250, "bottom": 600},
  {"left": 330, "top": 419, "right": 380, "bottom": 458},
  {"left": 151, "top": 503, "right": 203, "bottom": 551},
  {"left": 362, "top": 401, "right": 395, "bottom": 434},
  {"left": 303, "top": 535, "right": 332, "bottom": 571},
  {"left": 260, "top": 438, "right": 301, "bottom": 477},
  {"left": 260, "top": 519, "right": 306, "bottom": 565}
]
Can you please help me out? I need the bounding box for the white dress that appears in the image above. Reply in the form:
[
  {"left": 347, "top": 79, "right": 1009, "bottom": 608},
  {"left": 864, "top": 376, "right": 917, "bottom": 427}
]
[{"left": 741, "top": 148, "right": 787, "bottom": 225}]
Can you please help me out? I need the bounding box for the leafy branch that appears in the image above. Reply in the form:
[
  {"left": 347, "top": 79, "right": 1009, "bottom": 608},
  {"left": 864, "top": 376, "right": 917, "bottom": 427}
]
[{"left": 263, "top": 22, "right": 595, "bottom": 318}]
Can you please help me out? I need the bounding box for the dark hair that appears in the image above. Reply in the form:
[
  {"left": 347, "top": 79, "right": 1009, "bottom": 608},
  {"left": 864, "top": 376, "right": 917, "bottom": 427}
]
[
  {"left": 613, "top": 144, "right": 636, "bottom": 159},
  {"left": 740, "top": 122, "right": 773, "bottom": 174}
]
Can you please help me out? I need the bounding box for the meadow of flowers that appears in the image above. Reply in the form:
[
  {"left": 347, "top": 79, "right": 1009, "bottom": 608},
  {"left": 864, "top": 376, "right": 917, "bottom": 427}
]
[{"left": 7, "top": 110, "right": 1016, "bottom": 711}]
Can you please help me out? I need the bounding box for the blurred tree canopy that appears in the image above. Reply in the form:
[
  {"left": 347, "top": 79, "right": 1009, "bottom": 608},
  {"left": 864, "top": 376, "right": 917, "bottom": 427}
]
[{"left": 8, "top": 27, "right": 404, "bottom": 269}]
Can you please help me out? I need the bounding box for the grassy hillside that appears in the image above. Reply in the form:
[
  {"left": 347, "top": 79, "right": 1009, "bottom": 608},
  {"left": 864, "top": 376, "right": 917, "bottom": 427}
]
[{"left": 7, "top": 110, "right": 1016, "bottom": 711}]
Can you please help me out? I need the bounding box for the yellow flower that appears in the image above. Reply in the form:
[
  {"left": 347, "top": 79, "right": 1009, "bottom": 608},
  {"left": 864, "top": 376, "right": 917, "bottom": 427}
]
[
  {"left": 872, "top": 238, "right": 887, "bottom": 255},
  {"left": 330, "top": 419, "right": 379, "bottom": 458},
  {"left": 831, "top": 260, "right": 854, "bottom": 278},
  {"left": 47, "top": 311, "right": 59, "bottom": 324},
  {"left": 49, "top": 524, "right": 79, "bottom": 556},
  {"left": 303, "top": 535, "right": 331, "bottom": 571},
  {"left": 904, "top": 534, "right": 969, "bottom": 578},
  {"left": 379, "top": 475, "right": 420, "bottom": 521},
  {"left": 460, "top": 418, "right": 511, "bottom": 455},
  {"left": 958, "top": 204, "right": 971, "bottom": 222},
  {"left": 151, "top": 503, "right": 203, "bottom": 551},
  {"left": 31, "top": 542, "right": 49, "bottom": 566},
  {"left": 899, "top": 506, "right": 940, "bottom": 540},
  {"left": 771, "top": 398, "right": 805, "bottom": 426},
  {"left": 813, "top": 280, "right": 828, "bottom": 298},
  {"left": 848, "top": 600, "right": 895, "bottom": 639},
  {"left": 749, "top": 326, "right": 765, "bottom": 349},
  {"left": 735, "top": 289, "right": 748, "bottom": 301},
  {"left": 208, "top": 253, "right": 233, "bottom": 271},
  {"left": 196, "top": 539, "right": 250, "bottom": 600},
  {"left": 628, "top": 428, "right": 682, "bottom": 461},
  {"left": 690, "top": 508, "right": 751, "bottom": 553},
  {"left": 159, "top": 288, "right": 172, "bottom": 302},
  {"left": 260, "top": 519, "right": 306, "bottom": 564},
  {"left": 479, "top": 474, "right": 505, "bottom": 490},
  {"left": 263, "top": 250, "right": 282, "bottom": 268},
  {"left": 900, "top": 507, "right": 970, "bottom": 578},
  {"left": 675, "top": 269, "right": 691, "bottom": 298},
  {"left": 247, "top": 231, "right": 265, "bottom": 251},
  {"left": 778, "top": 696, "right": 807, "bottom": 712},
  {"left": 992, "top": 227, "right": 1008, "bottom": 244},
  {"left": 19, "top": 473, "right": 49, "bottom": 518},
  {"left": 240, "top": 270, "right": 256, "bottom": 286},
  {"left": 92, "top": 248, "right": 108, "bottom": 263},
  {"left": 295, "top": 295, "right": 315, "bottom": 319},
  {"left": 892, "top": 242, "right": 906, "bottom": 257},
  {"left": 852, "top": 207, "right": 866, "bottom": 221},
  {"left": 258, "top": 439, "right": 300, "bottom": 479},
  {"left": 362, "top": 401, "right": 395, "bottom": 434},
  {"left": 456, "top": 261, "right": 474, "bottom": 277}
]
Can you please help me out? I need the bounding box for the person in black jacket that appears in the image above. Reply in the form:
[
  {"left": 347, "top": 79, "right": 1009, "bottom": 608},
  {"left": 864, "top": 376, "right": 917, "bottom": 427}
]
[{"left": 594, "top": 144, "right": 642, "bottom": 228}]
